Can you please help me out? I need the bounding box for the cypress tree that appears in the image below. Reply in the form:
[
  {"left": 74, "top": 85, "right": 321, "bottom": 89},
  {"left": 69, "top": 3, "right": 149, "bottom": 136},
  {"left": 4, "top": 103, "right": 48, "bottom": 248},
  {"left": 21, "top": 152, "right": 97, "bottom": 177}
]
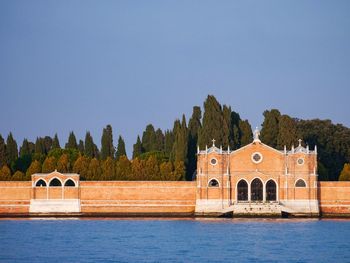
[
  {"left": 115, "top": 135, "right": 127, "bottom": 159},
  {"left": 19, "top": 139, "right": 31, "bottom": 157},
  {"left": 35, "top": 137, "right": 45, "bottom": 155},
  {"left": 339, "top": 163, "right": 350, "bottom": 181},
  {"left": 78, "top": 140, "right": 85, "bottom": 154},
  {"left": 231, "top": 111, "right": 241, "bottom": 149},
  {"left": 155, "top": 128, "right": 165, "bottom": 152},
  {"left": 222, "top": 105, "right": 231, "bottom": 147},
  {"left": 198, "top": 95, "right": 224, "bottom": 148},
  {"left": 84, "top": 131, "right": 96, "bottom": 158},
  {"left": 52, "top": 134, "right": 60, "bottom": 149},
  {"left": 172, "top": 115, "right": 188, "bottom": 168},
  {"left": 6, "top": 133, "right": 18, "bottom": 166},
  {"left": 187, "top": 106, "right": 201, "bottom": 180},
  {"left": 43, "top": 136, "right": 53, "bottom": 153},
  {"left": 132, "top": 136, "right": 143, "bottom": 159},
  {"left": 239, "top": 120, "right": 253, "bottom": 147},
  {"left": 101, "top": 125, "right": 114, "bottom": 160},
  {"left": 42, "top": 156, "right": 56, "bottom": 173},
  {"left": 260, "top": 109, "right": 281, "bottom": 148},
  {"left": 164, "top": 130, "right": 174, "bottom": 157},
  {"left": 277, "top": 115, "right": 299, "bottom": 149},
  {"left": 65, "top": 132, "right": 78, "bottom": 149},
  {"left": 0, "top": 135, "right": 7, "bottom": 168},
  {"left": 141, "top": 124, "right": 157, "bottom": 152}
]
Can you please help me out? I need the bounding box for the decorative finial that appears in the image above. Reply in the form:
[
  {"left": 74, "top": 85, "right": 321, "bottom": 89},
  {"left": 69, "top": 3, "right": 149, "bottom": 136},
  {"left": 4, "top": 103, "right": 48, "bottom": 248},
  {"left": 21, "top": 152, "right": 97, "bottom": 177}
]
[
  {"left": 212, "top": 138, "right": 216, "bottom": 147},
  {"left": 298, "top": 139, "right": 302, "bottom": 147},
  {"left": 197, "top": 145, "right": 200, "bottom": 154},
  {"left": 253, "top": 127, "right": 261, "bottom": 142}
]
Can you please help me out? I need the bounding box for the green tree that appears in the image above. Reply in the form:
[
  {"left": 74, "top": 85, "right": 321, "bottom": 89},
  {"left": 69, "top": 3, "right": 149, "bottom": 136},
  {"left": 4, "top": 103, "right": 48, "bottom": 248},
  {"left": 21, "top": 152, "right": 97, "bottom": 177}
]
[
  {"left": 26, "top": 160, "right": 42, "bottom": 177},
  {"left": 142, "top": 124, "right": 157, "bottom": 152},
  {"left": 6, "top": 132, "right": 18, "bottom": 167},
  {"left": 65, "top": 131, "right": 78, "bottom": 149},
  {"left": 239, "top": 120, "right": 253, "bottom": 147},
  {"left": 84, "top": 131, "right": 97, "bottom": 158},
  {"left": 172, "top": 115, "right": 188, "bottom": 171},
  {"left": 101, "top": 125, "right": 114, "bottom": 160},
  {"left": 339, "top": 163, "right": 350, "bottom": 181},
  {"left": 0, "top": 135, "right": 7, "bottom": 168},
  {"left": 115, "top": 135, "right": 127, "bottom": 160},
  {"left": 187, "top": 106, "right": 201, "bottom": 181},
  {"left": 52, "top": 134, "right": 60, "bottom": 149},
  {"left": 260, "top": 109, "right": 281, "bottom": 148},
  {"left": 43, "top": 136, "right": 53, "bottom": 153},
  {"left": 155, "top": 128, "right": 165, "bottom": 151},
  {"left": 0, "top": 165, "right": 11, "bottom": 181},
  {"left": 13, "top": 154, "right": 32, "bottom": 173},
  {"left": 222, "top": 105, "right": 231, "bottom": 147},
  {"left": 19, "top": 139, "right": 32, "bottom": 157},
  {"left": 277, "top": 115, "right": 299, "bottom": 149},
  {"left": 132, "top": 135, "right": 143, "bottom": 159},
  {"left": 78, "top": 140, "right": 85, "bottom": 154},
  {"left": 42, "top": 156, "right": 56, "bottom": 173},
  {"left": 164, "top": 130, "right": 174, "bottom": 157},
  {"left": 198, "top": 95, "right": 224, "bottom": 148},
  {"left": 35, "top": 137, "right": 45, "bottom": 155}
]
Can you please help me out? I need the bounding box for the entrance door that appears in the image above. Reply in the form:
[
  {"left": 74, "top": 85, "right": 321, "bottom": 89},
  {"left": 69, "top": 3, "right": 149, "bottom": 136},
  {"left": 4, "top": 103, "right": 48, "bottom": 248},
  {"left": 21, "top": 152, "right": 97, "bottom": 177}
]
[
  {"left": 251, "top": 178, "right": 263, "bottom": 201},
  {"left": 266, "top": 180, "right": 277, "bottom": 201},
  {"left": 237, "top": 180, "right": 248, "bottom": 201}
]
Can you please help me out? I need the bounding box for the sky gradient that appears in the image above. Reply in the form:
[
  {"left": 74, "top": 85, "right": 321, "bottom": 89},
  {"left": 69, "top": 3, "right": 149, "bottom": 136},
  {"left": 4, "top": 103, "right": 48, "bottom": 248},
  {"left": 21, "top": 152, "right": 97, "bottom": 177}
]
[{"left": 1, "top": 1, "right": 350, "bottom": 156}]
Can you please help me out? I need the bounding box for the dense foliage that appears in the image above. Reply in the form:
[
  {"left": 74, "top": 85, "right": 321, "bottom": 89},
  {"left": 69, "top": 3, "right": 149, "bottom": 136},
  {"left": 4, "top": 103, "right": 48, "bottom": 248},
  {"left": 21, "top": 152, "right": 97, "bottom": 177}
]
[{"left": 0, "top": 95, "right": 349, "bottom": 181}]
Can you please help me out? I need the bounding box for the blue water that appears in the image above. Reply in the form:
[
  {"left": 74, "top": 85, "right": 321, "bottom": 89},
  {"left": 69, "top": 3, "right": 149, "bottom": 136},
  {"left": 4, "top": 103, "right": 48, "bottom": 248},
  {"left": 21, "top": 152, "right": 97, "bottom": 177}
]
[{"left": 0, "top": 218, "right": 350, "bottom": 263}]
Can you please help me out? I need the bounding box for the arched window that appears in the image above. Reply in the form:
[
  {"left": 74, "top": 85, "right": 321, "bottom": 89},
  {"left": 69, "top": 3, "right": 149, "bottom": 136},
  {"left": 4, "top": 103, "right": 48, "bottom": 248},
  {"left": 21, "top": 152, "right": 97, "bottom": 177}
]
[
  {"left": 64, "top": 179, "right": 76, "bottom": 187},
  {"left": 208, "top": 179, "right": 219, "bottom": 187},
  {"left": 35, "top": 179, "right": 47, "bottom": 187},
  {"left": 266, "top": 180, "right": 277, "bottom": 201},
  {"left": 49, "top": 178, "right": 62, "bottom": 187},
  {"left": 237, "top": 180, "right": 248, "bottom": 201},
  {"left": 295, "top": 179, "right": 306, "bottom": 187},
  {"left": 251, "top": 178, "right": 263, "bottom": 201}
]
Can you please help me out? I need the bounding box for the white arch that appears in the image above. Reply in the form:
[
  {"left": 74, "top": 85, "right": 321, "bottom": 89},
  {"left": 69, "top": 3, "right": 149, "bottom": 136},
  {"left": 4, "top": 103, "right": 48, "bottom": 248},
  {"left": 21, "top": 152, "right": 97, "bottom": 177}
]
[
  {"left": 64, "top": 178, "right": 77, "bottom": 187},
  {"left": 295, "top": 178, "right": 307, "bottom": 187},
  {"left": 48, "top": 177, "right": 63, "bottom": 187},
  {"left": 207, "top": 178, "right": 220, "bottom": 187},
  {"left": 34, "top": 178, "right": 47, "bottom": 187}
]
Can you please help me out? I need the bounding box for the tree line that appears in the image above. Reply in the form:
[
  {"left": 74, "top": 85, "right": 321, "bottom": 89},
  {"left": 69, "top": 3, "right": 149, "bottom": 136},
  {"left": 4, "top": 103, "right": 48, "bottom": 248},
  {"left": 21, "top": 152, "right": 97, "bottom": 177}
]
[{"left": 0, "top": 95, "right": 349, "bottom": 181}]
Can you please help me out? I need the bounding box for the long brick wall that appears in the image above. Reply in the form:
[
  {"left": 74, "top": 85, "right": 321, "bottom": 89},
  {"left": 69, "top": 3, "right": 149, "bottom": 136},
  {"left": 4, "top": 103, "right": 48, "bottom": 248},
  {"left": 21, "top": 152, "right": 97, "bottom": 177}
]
[
  {"left": 2, "top": 180, "right": 350, "bottom": 217},
  {"left": 318, "top": 182, "right": 350, "bottom": 216},
  {"left": 80, "top": 181, "right": 196, "bottom": 216}
]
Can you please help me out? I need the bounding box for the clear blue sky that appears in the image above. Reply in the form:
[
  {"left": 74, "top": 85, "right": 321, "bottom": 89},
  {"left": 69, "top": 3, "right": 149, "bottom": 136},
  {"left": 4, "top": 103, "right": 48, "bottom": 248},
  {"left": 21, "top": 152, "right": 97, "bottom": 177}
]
[{"left": 1, "top": 1, "right": 349, "bottom": 156}]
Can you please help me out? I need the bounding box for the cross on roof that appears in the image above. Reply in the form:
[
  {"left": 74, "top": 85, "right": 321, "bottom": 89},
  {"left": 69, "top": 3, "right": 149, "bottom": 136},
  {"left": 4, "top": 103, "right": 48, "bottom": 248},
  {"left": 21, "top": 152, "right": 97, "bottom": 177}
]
[
  {"left": 298, "top": 139, "right": 302, "bottom": 146},
  {"left": 212, "top": 139, "right": 216, "bottom": 147}
]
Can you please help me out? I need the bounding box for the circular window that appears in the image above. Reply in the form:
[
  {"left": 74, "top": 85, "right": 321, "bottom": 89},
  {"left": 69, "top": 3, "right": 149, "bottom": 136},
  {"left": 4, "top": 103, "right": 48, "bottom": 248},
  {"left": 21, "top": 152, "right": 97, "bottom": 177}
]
[
  {"left": 297, "top": 158, "right": 304, "bottom": 165},
  {"left": 210, "top": 158, "right": 217, "bottom": 165},
  {"left": 251, "top": 152, "right": 263, "bottom": 164}
]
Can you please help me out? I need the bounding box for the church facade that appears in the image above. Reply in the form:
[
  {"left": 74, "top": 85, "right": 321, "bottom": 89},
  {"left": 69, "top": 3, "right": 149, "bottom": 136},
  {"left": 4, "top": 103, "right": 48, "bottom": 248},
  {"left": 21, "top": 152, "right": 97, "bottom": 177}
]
[{"left": 195, "top": 129, "right": 319, "bottom": 216}]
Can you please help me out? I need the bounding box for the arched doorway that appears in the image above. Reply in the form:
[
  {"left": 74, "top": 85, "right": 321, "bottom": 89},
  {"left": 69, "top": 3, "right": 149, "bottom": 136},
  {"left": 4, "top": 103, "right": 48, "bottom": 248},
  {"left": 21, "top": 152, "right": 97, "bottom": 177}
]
[
  {"left": 237, "top": 180, "right": 248, "bottom": 201},
  {"left": 266, "top": 180, "right": 277, "bottom": 201},
  {"left": 251, "top": 178, "right": 263, "bottom": 201}
]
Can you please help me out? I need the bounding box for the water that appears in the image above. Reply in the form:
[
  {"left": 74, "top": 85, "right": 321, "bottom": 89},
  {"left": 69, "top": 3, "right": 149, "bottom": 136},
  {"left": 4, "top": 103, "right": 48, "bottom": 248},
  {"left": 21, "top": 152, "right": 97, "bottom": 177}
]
[{"left": 0, "top": 218, "right": 350, "bottom": 263}]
